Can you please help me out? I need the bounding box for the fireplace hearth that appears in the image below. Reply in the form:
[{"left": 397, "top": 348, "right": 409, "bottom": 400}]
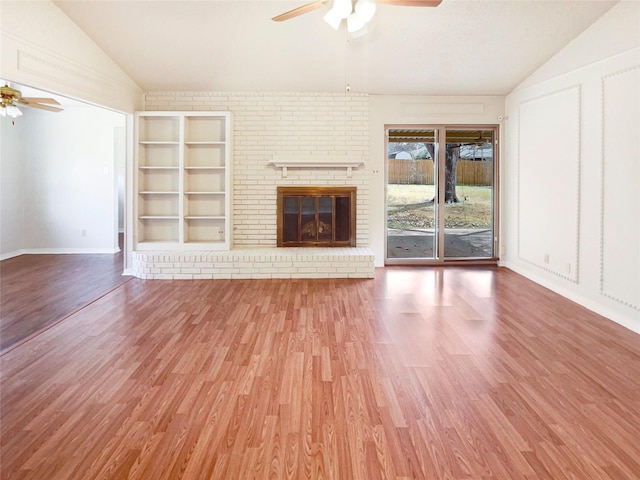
[{"left": 277, "top": 186, "right": 356, "bottom": 247}]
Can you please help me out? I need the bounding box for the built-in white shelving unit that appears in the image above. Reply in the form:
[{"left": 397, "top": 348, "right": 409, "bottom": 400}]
[{"left": 135, "top": 111, "right": 232, "bottom": 250}]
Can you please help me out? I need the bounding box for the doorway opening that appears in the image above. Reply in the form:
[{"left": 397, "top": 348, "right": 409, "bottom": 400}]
[
  {"left": 0, "top": 80, "right": 130, "bottom": 352},
  {"left": 386, "top": 126, "right": 498, "bottom": 264}
]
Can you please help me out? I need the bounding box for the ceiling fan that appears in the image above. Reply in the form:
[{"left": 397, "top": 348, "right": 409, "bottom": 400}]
[
  {"left": 0, "top": 84, "right": 63, "bottom": 118},
  {"left": 272, "top": 0, "right": 442, "bottom": 33}
]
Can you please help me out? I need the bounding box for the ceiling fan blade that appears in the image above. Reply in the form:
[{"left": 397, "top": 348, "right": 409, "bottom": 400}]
[
  {"left": 272, "top": 0, "right": 329, "bottom": 22},
  {"left": 21, "top": 97, "right": 61, "bottom": 105},
  {"left": 376, "top": 0, "right": 442, "bottom": 6},
  {"left": 18, "top": 100, "right": 63, "bottom": 112}
]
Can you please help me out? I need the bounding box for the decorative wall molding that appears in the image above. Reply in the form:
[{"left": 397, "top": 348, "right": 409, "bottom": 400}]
[
  {"left": 599, "top": 65, "right": 640, "bottom": 311},
  {"left": 18, "top": 49, "right": 109, "bottom": 97},
  {"left": 401, "top": 102, "right": 485, "bottom": 116},
  {"left": 2, "top": 31, "right": 141, "bottom": 111},
  {"left": 516, "top": 85, "right": 581, "bottom": 283}
]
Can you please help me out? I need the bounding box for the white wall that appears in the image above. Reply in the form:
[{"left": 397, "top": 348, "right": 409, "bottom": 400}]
[
  {"left": 115, "top": 126, "right": 126, "bottom": 232},
  {"left": 0, "top": 106, "right": 126, "bottom": 257},
  {"left": 368, "top": 95, "right": 506, "bottom": 264},
  {"left": 503, "top": 1, "right": 640, "bottom": 333},
  {"left": 0, "top": 114, "right": 27, "bottom": 256}
]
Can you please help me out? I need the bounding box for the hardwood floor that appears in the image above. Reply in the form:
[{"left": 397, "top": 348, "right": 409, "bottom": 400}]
[
  {"left": 1, "top": 267, "right": 639, "bottom": 479},
  {"left": 0, "top": 240, "right": 128, "bottom": 353}
]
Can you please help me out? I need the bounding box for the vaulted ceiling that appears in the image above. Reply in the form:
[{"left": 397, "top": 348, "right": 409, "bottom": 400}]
[{"left": 53, "top": 0, "right": 618, "bottom": 95}]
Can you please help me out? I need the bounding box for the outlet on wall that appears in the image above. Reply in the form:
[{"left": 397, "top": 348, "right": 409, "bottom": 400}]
[
  {"left": 544, "top": 253, "right": 549, "bottom": 264},
  {"left": 81, "top": 229, "right": 87, "bottom": 237}
]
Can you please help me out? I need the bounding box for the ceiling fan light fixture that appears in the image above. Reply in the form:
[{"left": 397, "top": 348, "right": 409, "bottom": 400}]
[
  {"left": 332, "top": 0, "right": 353, "bottom": 19},
  {"left": 9, "top": 105, "right": 23, "bottom": 117},
  {"left": 347, "top": 12, "right": 367, "bottom": 33},
  {"left": 323, "top": 8, "right": 342, "bottom": 29},
  {"left": 1, "top": 104, "right": 22, "bottom": 118},
  {"left": 274, "top": 0, "right": 440, "bottom": 28}
]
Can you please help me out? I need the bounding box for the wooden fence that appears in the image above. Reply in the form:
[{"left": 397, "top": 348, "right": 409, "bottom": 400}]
[{"left": 388, "top": 159, "right": 493, "bottom": 186}]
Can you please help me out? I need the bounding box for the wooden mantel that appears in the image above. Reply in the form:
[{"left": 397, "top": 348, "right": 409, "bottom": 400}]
[{"left": 268, "top": 155, "right": 364, "bottom": 178}]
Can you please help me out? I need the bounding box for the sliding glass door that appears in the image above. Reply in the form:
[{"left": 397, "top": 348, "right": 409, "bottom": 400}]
[
  {"left": 386, "top": 127, "right": 498, "bottom": 264},
  {"left": 386, "top": 129, "right": 437, "bottom": 259}
]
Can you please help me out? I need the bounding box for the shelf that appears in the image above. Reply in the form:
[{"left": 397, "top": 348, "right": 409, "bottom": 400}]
[
  {"left": 186, "top": 241, "right": 225, "bottom": 244},
  {"left": 269, "top": 155, "right": 364, "bottom": 178},
  {"left": 138, "top": 143, "right": 179, "bottom": 168},
  {"left": 137, "top": 216, "right": 179, "bottom": 243},
  {"left": 138, "top": 115, "right": 180, "bottom": 143},
  {"left": 185, "top": 170, "right": 225, "bottom": 192},
  {"left": 135, "top": 111, "right": 231, "bottom": 250},
  {"left": 185, "top": 116, "right": 227, "bottom": 143},
  {"left": 138, "top": 169, "right": 179, "bottom": 192},
  {"left": 185, "top": 217, "right": 226, "bottom": 243},
  {"left": 185, "top": 191, "right": 225, "bottom": 195},
  {"left": 186, "top": 193, "right": 225, "bottom": 217},
  {"left": 184, "top": 167, "right": 225, "bottom": 171},
  {"left": 139, "top": 166, "right": 179, "bottom": 170},
  {"left": 185, "top": 143, "right": 225, "bottom": 168},
  {"left": 137, "top": 240, "right": 179, "bottom": 244},
  {"left": 139, "top": 191, "right": 179, "bottom": 195}
]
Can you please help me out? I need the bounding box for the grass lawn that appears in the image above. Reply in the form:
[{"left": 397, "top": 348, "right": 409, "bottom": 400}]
[{"left": 387, "top": 184, "right": 493, "bottom": 229}]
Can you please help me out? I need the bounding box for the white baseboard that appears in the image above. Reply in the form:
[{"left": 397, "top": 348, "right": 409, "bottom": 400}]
[
  {"left": 3, "top": 247, "right": 120, "bottom": 256},
  {"left": 504, "top": 260, "right": 639, "bottom": 335},
  {"left": 1, "top": 250, "right": 26, "bottom": 261}
]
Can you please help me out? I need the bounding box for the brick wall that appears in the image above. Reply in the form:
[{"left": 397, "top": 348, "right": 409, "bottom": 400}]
[
  {"left": 131, "top": 247, "right": 375, "bottom": 280},
  {"left": 144, "top": 92, "right": 370, "bottom": 247}
]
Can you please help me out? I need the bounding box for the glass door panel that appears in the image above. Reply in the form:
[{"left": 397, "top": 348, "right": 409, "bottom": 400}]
[
  {"left": 443, "top": 129, "right": 495, "bottom": 258},
  {"left": 318, "top": 196, "right": 332, "bottom": 241},
  {"left": 386, "top": 129, "right": 437, "bottom": 259},
  {"left": 386, "top": 126, "right": 497, "bottom": 264},
  {"left": 301, "top": 197, "right": 316, "bottom": 241},
  {"left": 335, "top": 196, "right": 351, "bottom": 242},
  {"left": 283, "top": 197, "right": 299, "bottom": 243}
]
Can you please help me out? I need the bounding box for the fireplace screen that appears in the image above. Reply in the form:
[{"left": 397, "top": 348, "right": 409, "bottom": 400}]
[{"left": 277, "top": 186, "right": 356, "bottom": 247}]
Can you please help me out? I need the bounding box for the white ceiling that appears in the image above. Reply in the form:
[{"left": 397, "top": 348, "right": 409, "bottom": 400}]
[{"left": 52, "top": 0, "right": 618, "bottom": 96}]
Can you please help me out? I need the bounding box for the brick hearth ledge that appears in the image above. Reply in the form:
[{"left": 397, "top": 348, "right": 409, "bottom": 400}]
[{"left": 132, "top": 247, "right": 375, "bottom": 280}]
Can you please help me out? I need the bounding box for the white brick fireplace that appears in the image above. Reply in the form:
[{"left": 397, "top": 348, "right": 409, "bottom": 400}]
[{"left": 132, "top": 91, "right": 375, "bottom": 279}]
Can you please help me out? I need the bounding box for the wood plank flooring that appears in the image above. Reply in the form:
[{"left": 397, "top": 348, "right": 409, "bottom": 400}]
[
  {"left": 0, "top": 241, "right": 127, "bottom": 353},
  {"left": 1, "top": 266, "right": 639, "bottom": 479}
]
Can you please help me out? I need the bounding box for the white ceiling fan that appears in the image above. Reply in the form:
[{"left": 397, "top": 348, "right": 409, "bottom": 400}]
[
  {"left": 0, "top": 84, "right": 63, "bottom": 118},
  {"left": 272, "top": 0, "right": 442, "bottom": 33}
]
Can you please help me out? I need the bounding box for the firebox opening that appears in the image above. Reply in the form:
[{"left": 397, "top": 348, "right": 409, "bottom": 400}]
[{"left": 277, "top": 186, "right": 356, "bottom": 247}]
